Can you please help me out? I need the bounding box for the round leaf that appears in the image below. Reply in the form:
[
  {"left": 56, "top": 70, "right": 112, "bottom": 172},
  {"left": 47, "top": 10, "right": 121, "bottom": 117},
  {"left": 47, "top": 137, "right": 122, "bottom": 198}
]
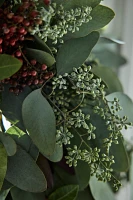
[
  {"left": 45, "top": 144, "right": 63, "bottom": 162},
  {"left": 0, "top": 132, "right": 17, "bottom": 156},
  {"left": 22, "top": 89, "right": 56, "bottom": 156},
  {"left": 89, "top": 176, "right": 116, "bottom": 200},
  {"left": 48, "top": 185, "right": 79, "bottom": 200},
  {"left": 57, "top": 31, "right": 99, "bottom": 75},
  {"left": 0, "top": 54, "right": 22, "bottom": 80},
  {"left": 5, "top": 146, "right": 47, "bottom": 192},
  {"left": 0, "top": 144, "right": 7, "bottom": 190},
  {"left": 26, "top": 48, "right": 55, "bottom": 67}
]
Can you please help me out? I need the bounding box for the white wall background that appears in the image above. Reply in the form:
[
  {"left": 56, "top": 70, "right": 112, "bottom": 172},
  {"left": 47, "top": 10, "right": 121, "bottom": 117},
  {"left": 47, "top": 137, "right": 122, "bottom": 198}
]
[{"left": 103, "top": 1, "right": 133, "bottom": 200}]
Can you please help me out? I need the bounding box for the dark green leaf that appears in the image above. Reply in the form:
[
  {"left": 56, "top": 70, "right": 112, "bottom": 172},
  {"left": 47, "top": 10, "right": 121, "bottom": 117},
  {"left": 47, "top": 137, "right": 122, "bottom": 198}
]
[
  {"left": 45, "top": 144, "right": 63, "bottom": 162},
  {"left": 0, "top": 144, "right": 7, "bottom": 190},
  {"left": 64, "top": 5, "right": 115, "bottom": 39},
  {"left": 106, "top": 92, "right": 133, "bottom": 123},
  {"left": 0, "top": 54, "right": 22, "bottom": 80},
  {"left": 99, "top": 37, "right": 125, "bottom": 45},
  {"left": 0, "top": 189, "right": 10, "bottom": 200},
  {"left": 93, "top": 49, "right": 126, "bottom": 68},
  {"left": 6, "top": 126, "right": 39, "bottom": 160},
  {"left": 11, "top": 187, "right": 45, "bottom": 200},
  {"left": 89, "top": 176, "right": 116, "bottom": 200},
  {"left": 75, "top": 160, "right": 90, "bottom": 191},
  {"left": 0, "top": 132, "right": 17, "bottom": 156},
  {"left": 5, "top": 146, "right": 47, "bottom": 192},
  {"left": 57, "top": 31, "right": 99, "bottom": 75},
  {"left": 26, "top": 48, "right": 55, "bottom": 67},
  {"left": 91, "top": 67, "right": 123, "bottom": 93},
  {"left": 77, "top": 188, "right": 94, "bottom": 200},
  {"left": 48, "top": 185, "right": 79, "bottom": 200},
  {"left": 0, "top": 85, "right": 31, "bottom": 130},
  {"left": 1, "top": 179, "right": 13, "bottom": 190},
  {"left": 22, "top": 89, "right": 56, "bottom": 156}
]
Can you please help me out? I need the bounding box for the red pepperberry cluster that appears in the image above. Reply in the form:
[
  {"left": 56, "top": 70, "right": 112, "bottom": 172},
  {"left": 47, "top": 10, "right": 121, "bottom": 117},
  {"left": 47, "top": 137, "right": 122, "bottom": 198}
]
[
  {"left": 2, "top": 57, "right": 54, "bottom": 95},
  {"left": 0, "top": 0, "right": 54, "bottom": 95}
]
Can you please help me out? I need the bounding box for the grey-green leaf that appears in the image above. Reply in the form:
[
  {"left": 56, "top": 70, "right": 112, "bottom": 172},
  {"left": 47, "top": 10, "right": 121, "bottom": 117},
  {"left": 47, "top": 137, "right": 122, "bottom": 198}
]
[
  {"left": 0, "top": 189, "right": 10, "bottom": 200},
  {"left": 91, "top": 67, "right": 123, "bottom": 93},
  {"left": 5, "top": 146, "right": 47, "bottom": 192},
  {"left": 48, "top": 185, "right": 79, "bottom": 200},
  {"left": 75, "top": 160, "right": 90, "bottom": 191},
  {"left": 130, "top": 153, "right": 133, "bottom": 200},
  {"left": 45, "top": 144, "right": 63, "bottom": 162},
  {"left": 26, "top": 48, "right": 55, "bottom": 67},
  {"left": 0, "top": 144, "right": 7, "bottom": 190},
  {"left": 57, "top": 31, "right": 99, "bottom": 75},
  {"left": 0, "top": 54, "right": 22, "bottom": 80},
  {"left": 0, "top": 132, "right": 17, "bottom": 156},
  {"left": 11, "top": 187, "right": 45, "bottom": 200},
  {"left": 89, "top": 176, "right": 116, "bottom": 200},
  {"left": 22, "top": 89, "right": 56, "bottom": 156}
]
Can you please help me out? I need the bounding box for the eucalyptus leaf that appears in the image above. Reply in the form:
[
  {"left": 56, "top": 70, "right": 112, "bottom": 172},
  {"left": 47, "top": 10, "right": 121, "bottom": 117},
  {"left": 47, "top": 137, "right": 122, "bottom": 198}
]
[
  {"left": 26, "top": 48, "right": 55, "bottom": 67},
  {"left": 0, "top": 85, "right": 31, "bottom": 130},
  {"left": 5, "top": 146, "right": 47, "bottom": 192},
  {"left": 0, "top": 54, "right": 22, "bottom": 80},
  {"left": 91, "top": 67, "right": 123, "bottom": 93},
  {"left": 11, "top": 187, "right": 45, "bottom": 200},
  {"left": 0, "top": 144, "right": 7, "bottom": 190},
  {"left": 89, "top": 176, "right": 116, "bottom": 200},
  {"left": 22, "top": 89, "right": 56, "bottom": 156},
  {"left": 75, "top": 160, "right": 90, "bottom": 191},
  {"left": 57, "top": 31, "right": 99, "bottom": 75},
  {"left": 77, "top": 188, "right": 94, "bottom": 200},
  {"left": 64, "top": 5, "right": 115, "bottom": 39},
  {"left": 45, "top": 144, "right": 63, "bottom": 162},
  {"left": 48, "top": 185, "right": 79, "bottom": 200},
  {"left": 106, "top": 92, "right": 133, "bottom": 123},
  {"left": 0, "top": 132, "right": 17, "bottom": 156},
  {"left": 0, "top": 189, "right": 10, "bottom": 200},
  {"left": 130, "top": 153, "right": 133, "bottom": 200}
]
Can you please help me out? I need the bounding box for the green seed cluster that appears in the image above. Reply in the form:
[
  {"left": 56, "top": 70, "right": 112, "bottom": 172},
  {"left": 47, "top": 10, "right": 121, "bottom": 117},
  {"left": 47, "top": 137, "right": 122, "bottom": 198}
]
[{"left": 30, "top": 3, "right": 92, "bottom": 44}]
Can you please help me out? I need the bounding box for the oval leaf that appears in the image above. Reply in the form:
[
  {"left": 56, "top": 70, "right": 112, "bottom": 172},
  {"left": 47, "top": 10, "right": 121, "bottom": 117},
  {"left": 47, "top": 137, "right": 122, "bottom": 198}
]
[
  {"left": 26, "top": 48, "right": 55, "bottom": 67},
  {"left": 0, "top": 189, "right": 10, "bottom": 200},
  {"left": 57, "top": 31, "right": 99, "bottom": 75},
  {"left": 45, "top": 144, "right": 63, "bottom": 162},
  {"left": 75, "top": 160, "right": 90, "bottom": 191},
  {"left": 22, "top": 89, "right": 56, "bottom": 156},
  {"left": 48, "top": 185, "right": 79, "bottom": 200},
  {"left": 90, "top": 176, "right": 116, "bottom": 200},
  {"left": 11, "top": 187, "right": 45, "bottom": 200},
  {"left": 0, "top": 132, "right": 17, "bottom": 156},
  {"left": 0, "top": 144, "right": 7, "bottom": 190},
  {"left": 0, "top": 54, "right": 22, "bottom": 80},
  {"left": 91, "top": 67, "right": 123, "bottom": 93},
  {"left": 5, "top": 146, "right": 47, "bottom": 192}
]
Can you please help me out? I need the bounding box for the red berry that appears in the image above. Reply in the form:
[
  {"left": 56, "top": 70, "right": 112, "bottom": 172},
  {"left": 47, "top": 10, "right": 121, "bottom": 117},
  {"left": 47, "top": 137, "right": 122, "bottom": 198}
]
[
  {"left": 44, "top": 0, "right": 51, "bottom": 5},
  {"left": 19, "top": 35, "right": 25, "bottom": 41},
  {"left": 10, "top": 26, "right": 16, "bottom": 33},
  {"left": 3, "top": 28, "right": 10, "bottom": 34},
  {"left": 30, "top": 10, "right": 39, "bottom": 18},
  {"left": 35, "top": 19, "right": 42, "bottom": 25},
  {"left": 9, "top": 87, "right": 14, "bottom": 93},
  {"left": 15, "top": 51, "right": 21, "bottom": 57},
  {"left": 34, "top": 79, "right": 39, "bottom": 85},
  {"left": 43, "top": 74, "right": 49, "bottom": 80},
  {"left": 14, "top": 88, "right": 20, "bottom": 94},
  {"left": 23, "top": 20, "right": 30, "bottom": 26},
  {"left": 30, "top": 59, "right": 37, "bottom": 65},
  {"left": 41, "top": 64, "right": 47, "bottom": 70},
  {"left": 7, "top": 13, "right": 14, "bottom": 19},
  {"left": 10, "top": 39, "right": 16, "bottom": 46},
  {"left": 31, "top": 70, "right": 37, "bottom": 76},
  {"left": 0, "top": 38, "right": 3, "bottom": 44},
  {"left": 0, "top": 46, "right": 2, "bottom": 53},
  {"left": 39, "top": 79, "right": 44, "bottom": 84},
  {"left": 13, "top": 16, "right": 24, "bottom": 23},
  {"left": 22, "top": 71, "right": 28, "bottom": 77},
  {"left": 18, "top": 27, "right": 25, "bottom": 34}
]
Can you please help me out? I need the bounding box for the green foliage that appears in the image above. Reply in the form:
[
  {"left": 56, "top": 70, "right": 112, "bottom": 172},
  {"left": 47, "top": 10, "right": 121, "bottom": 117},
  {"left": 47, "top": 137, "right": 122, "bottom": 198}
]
[
  {"left": 0, "top": 132, "right": 17, "bottom": 156},
  {"left": 91, "top": 67, "right": 123, "bottom": 93},
  {"left": 0, "top": 54, "right": 22, "bottom": 80},
  {"left": 5, "top": 146, "right": 47, "bottom": 192},
  {"left": 57, "top": 31, "right": 99, "bottom": 75},
  {"left": 0, "top": 144, "right": 7, "bottom": 190},
  {"left": 130, "top": 153, "right": 133, "bottom": 200},
  {"left": 0, "top": 0, "right": 5, "bottom": 7},
  {"left": 0, "top": 189, "right": 10, "bottom": 200},
  {"left": 89, "top": 176, "right": 116, "bottom": 200},
  {"left": 45, "top": 144, "right": 63, "bottom": 162},
  {"left": 22, "top": 89, "right": 56, "bottom": 156},
  {"left": 48, "top": 185, "right": 79, "bottom": 200}
]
